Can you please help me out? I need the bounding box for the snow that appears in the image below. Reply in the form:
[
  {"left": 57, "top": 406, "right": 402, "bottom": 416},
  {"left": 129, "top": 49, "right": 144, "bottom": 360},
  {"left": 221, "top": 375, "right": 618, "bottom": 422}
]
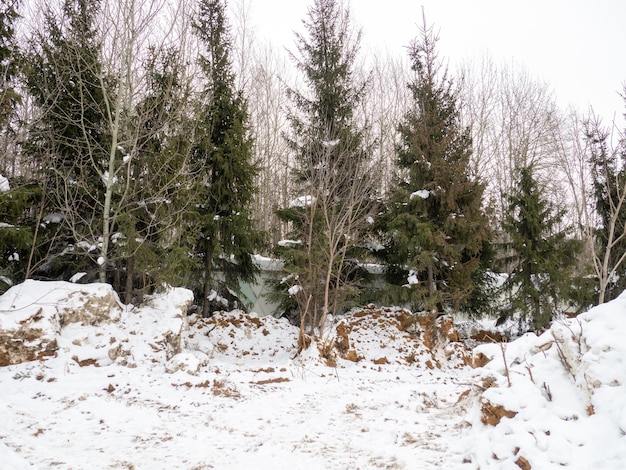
[
  {"left": 277, "top": 238, "right": 302, "bottom": 247},
  {"left": 69, "top": 272, "right": 87, "bottom": 283},
  {"left": 405, "top": 269, "right": 419, "bottom": 286},
  {"left": 101, "top": 171, "right": 118, "bottom": 186},
  {"left": 287, "top": 284, "right": 302, "bottom": 296},
  {"left": 410, "top": 189, "right": 430, "bottom": 200},
  {"left": 365, "top": 241, "right": 385, "bottom": 252},
  {"left": 207, "top": 288, "right": 228, "bottom": 306},
  {"left": 2, "top": 281, "right": 626, "bottom": 469},
  {"left": 463, "top": 295, "right": 626, "bottom": 469},
  {"left": 289, "top": 195, "right": 316, "bottom": 208},
  {"left": 253, "top": 254, "right": 285, "bottom": 271},
  {"left": 0, "top": 173, "right": 9, "bottom": 192},
  {"left": 42, "top": 212, "right": 63, "bottom": 224}
]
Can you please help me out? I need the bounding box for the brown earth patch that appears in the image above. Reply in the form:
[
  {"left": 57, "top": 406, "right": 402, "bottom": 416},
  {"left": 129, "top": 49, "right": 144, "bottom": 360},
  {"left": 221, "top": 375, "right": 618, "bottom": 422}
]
[
  {"left": 515, "top": 456, "right": 531, "bottom": 470},
  {"left": 344, "top": 349, "right": 361, "bottom": 362},
  {"left": 252, "top": 377, "right": 290, "bottom": 385},
  {"left": 480, "top": 398, "right": 517, "bottom": 426},
  {"left": 252, "top": 367, "right": 275, "bottom": 373},
  {"left": 72, "top": 356, "right": 99, "bottom": 367},
  {"left": 472, "top": 351, "right": 492, "bottom": 368},
  {"left": 212, "top": 379, "right": 241, "bottom": 398},
  {"left": 0, "top": 333, "right": 58, "bottom": 366},
  {"left": 472, "top": 330, "right": 506, "bottom": 343}
]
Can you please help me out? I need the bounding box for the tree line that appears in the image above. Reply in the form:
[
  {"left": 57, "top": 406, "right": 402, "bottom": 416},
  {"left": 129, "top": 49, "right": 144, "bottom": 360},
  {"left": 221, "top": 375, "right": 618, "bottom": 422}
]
[{"left": 1, "top": 0, "right": 625, "bottom": 335}]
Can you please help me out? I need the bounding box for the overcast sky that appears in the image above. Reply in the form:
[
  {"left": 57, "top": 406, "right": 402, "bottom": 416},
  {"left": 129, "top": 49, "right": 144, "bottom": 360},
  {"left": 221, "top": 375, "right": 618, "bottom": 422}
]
[{"left": 247, "top": 0, "right": 626, "bottom": 126}]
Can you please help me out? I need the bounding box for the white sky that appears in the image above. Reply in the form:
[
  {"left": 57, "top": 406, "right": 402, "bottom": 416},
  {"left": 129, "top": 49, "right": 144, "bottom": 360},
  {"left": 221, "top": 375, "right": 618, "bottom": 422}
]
[{"left": 247, "top": 0, "right": 626, "bottom": 126}]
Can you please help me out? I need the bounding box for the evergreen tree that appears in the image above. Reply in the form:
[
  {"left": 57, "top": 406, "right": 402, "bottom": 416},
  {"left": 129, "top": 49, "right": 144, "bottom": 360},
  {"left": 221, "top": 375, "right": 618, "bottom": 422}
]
[
  {"left": 0, "top": 0, "right": 20, "bottom": 131},
  {"left": 113, "top": 46, "right": 196, "bottom": 303},
  {"left": 284, "top": 0, "right": 367, "bottom": 185},
  {"left": 0, "top": 0, "right": 29, "bottom": 291},
  {"left": 191, "top": 0, "right": 263, "bottom": 316},
  {"left": 274, "top": 0, "right": 372, "bottom": 332},
  {"left": 380, "top": 18, "right": 490, "bottom": 312},
  {"left": 501, "top": 165, "right": 580, "bottom": 330},
  {"left": 23, "top": 0, "right": 110, "bottom": 281},
  {"left": 0, "top": 180, "right": 43, "bottom": 292}
]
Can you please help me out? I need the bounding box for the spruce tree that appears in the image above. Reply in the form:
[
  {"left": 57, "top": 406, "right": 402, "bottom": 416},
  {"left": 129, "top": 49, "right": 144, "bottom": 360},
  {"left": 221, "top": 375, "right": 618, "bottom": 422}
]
[
  {"left": 191, "top": 0, "right": 263, "bottom": 316},
  {"left": 23, "top": 0, "right": 109, "bottom": 281},
  {"left": 114, "top": 46, "right": 195, "bottom": 303},
  {"left": 0, "top": 0, "right": 29, "bottom": 291},
  {"left": 274, "top": 0, "right": 372, "bottom": 331},
  {"left": 501, "top": 165, "right": 580, "bottom": 330},
  {"left": 0, "top": 181, "right": 42, "bottom": 292},
  {"left": 381, "top": 18, "right": 490, "bottom": 312},
  {"left": 0, "top": 0, "right": 20, "bottom": 131}
]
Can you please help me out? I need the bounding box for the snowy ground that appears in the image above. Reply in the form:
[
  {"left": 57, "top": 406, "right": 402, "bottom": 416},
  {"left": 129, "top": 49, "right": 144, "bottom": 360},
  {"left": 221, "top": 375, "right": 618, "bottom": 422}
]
[{"left": 1, "top": 281, "right": 626, "bottom": 469}]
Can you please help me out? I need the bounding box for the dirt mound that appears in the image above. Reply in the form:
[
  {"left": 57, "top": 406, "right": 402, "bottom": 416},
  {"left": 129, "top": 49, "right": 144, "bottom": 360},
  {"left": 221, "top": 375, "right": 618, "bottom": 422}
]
[
  {"left": 331, "top": 307, "right": 470, "bottom": 369},
  {"left": 183, "top": 307, "right": 471, "bottom": 370},
  {"left": 185, "top": 310, "right": 297, "bottom": 364}
]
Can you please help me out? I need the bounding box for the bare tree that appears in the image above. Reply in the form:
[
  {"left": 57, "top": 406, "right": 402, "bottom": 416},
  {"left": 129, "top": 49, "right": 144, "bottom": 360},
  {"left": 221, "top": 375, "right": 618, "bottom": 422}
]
[
  {"left": 361, "top": 50, "right": 410, "bottom": 196},
  {"left": 580, "top": 111, "right": 626, "bottom": 304},
  {"left": 280, "top": 136, "right": 376, "bottom": 338},
  {"left": 458, "top": 55, "right": 565, "bottom": 218},
  {"left": 246, "top": 43, "right": 293, "bottom": 245}
]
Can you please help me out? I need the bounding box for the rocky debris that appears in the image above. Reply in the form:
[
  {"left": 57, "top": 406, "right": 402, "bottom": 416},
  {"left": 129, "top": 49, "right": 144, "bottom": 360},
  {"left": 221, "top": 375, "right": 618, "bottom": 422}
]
[
  {"left": 0, "top": 315, "right": 58, "bottom": 366},
  {"left": 185, "top": 310, "right": 296, "bottom": 364}
]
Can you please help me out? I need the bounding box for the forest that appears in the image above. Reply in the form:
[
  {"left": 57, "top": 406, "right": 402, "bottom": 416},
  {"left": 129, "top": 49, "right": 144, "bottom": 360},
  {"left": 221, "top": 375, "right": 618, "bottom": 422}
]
[{"left": 1, "top": 0, "right": 625, "bottom": 336}]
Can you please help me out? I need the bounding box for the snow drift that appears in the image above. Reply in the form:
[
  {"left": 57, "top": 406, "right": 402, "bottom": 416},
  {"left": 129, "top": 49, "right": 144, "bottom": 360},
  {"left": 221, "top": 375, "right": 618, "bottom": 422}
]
[
  {"left": 1, "top": 280, "right": 626, "bottom": 469},
  {"left": 465, "top": 293, "right": 626, "bottom": 469}
]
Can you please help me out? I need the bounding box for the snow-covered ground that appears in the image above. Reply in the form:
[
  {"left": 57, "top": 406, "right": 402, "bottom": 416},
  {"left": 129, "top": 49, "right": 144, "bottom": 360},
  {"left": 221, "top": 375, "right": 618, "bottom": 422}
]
[{"left": 1, "top": 281, "right": 625, "bottom": 469}]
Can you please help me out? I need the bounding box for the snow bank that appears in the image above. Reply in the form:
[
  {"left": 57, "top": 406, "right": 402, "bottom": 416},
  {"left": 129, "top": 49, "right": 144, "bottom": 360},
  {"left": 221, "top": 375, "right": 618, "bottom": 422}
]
[
  {"left": 0, "top": 281, "right": 122, "bottom": 366},
  {"left": 465, "top": 294, "right": 626, "bottom": 469},
  {"left": 3, "top": 279, "right": 626, "bottom": 469}
]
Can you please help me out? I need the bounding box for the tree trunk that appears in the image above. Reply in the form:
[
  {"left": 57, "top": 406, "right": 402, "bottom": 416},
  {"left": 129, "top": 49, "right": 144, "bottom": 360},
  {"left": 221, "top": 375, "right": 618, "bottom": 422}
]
[
  {"left": 428, "top": 263, "right": 435, "bottom": 297},
  {"left": 125, "top": 255, "right": 135, "bottom": 305},
  {"left": 202, "top": 242, "right": 214, "bottom": 317}
]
